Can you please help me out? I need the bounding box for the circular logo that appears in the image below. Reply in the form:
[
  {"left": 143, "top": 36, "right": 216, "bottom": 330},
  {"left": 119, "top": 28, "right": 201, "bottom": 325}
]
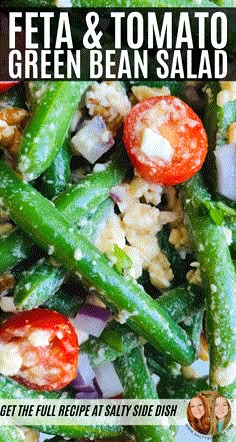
[{"left": 187, "top": 392, "right": 231, "bottom": 436}]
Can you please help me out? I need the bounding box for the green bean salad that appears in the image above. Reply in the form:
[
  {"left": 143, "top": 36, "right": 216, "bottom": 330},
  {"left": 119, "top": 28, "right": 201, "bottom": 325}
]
[{"left": 0, "top": 78, "right": 235, "bottom": 442}]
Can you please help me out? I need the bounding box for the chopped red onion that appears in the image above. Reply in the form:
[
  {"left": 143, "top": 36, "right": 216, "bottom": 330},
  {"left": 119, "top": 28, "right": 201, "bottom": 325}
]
[
  {"left": 74, "top": 304, "right": 112, "bottom": 337},
  {"left": 75, "top": 390, "right": 98, "bottom": 399},
  {"left": 215, "top": 144, "right": 236, "bottom": 202},
  {"left": 71, "top": 116, "right": 114, "bottom": 164},
  {"left": 71, "top": 372, "right": 85, "bottom": 390},
  {"left": 94, "top": 362, "right": 124, "bottom": 399},
  {"left": 71, "top": 353, "right": 95, "bottom": 389},
  {"left": 73, "top": 378, "right": 101, "bottom": 399}
]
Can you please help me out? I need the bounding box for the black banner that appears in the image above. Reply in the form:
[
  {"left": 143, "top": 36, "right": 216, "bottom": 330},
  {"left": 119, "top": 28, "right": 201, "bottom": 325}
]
[{"left": 0, "top": 8, "right": 235, "bottom": 80}]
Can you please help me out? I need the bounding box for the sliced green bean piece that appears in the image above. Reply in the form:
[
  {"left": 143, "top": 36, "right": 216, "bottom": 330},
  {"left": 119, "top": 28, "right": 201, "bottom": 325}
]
[
  {"left": 146, "top": 356, "right": 173, "bottom": 379},
  {"left": 81, "top": 321, "right": 143, "bottom": 368},
  {"left": 54, "top": 146, "right": 128, "bottom": 221},
  {"left": 181, "top": 174, "right": 236, "bottom": 397},
  {"left": 43, "top": 288, "right": 84, "bottom": 317},
  {"left": 0, "top": 149, "right": 128, "bottom": 275},
  {"left": 26, "top": 81, "right": 49, "bottom": 111},
  {"left": 115, "top": 347, "right": 174, "bottom": 441},
  {"left": 0, "top": 426, "right": 25, "bottom": 442},
  {"left": 182, "top": 309, "right": 204, "bottom": 356},
  {"left": 145, "top": 344, "right": 181, "bottom": 378},
  {"left": 17, "top": 81, "right": 90, "bottom": 181},
  {"left": 82, "top": 283, "right": 204, "bottom": 370},
  {"left": 39, "top": 137, "right": 71, "bottom": 199},
  {"left": 14, "top": 259, "right": 65, "bottom": 310},
  {"left": 157, "top": 375, "right": 209, "bottom": 399},
  {"left": 157, "top": 226, "right": 192, "bottom": 286},
  {"left": 28, "top": 82, "right": 71, "bottom": 199},
  {"left": 0, "top": 160, "right": 195, "bottom": 365},
  {"left": 30, "top": 424, "right": 126, "bottom": 440},
  {"left": 203, "top": 82, "right": 236, "bottom": 194},
  {"left": 0, "top": 230, "right": 34, "bottom": 275},
  {"left": 14, "top": 199, "right": 114, "bottom": 309},
  {"left": 77, "top": 197, "right": 114, "bottom": 242},
  {"left": 157, "top": 284, "right": 204, "bottom": 324}
]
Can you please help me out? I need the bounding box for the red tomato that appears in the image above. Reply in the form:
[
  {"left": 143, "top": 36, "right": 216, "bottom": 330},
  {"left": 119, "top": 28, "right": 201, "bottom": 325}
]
[
  {"left": 0, "top": 308, "right": 79, "bottom": 391},
  {"left": 0, "top": 82, "right": 20, "bottom": 93},
  {"left": 123, "top": 96, "right": 208, "bottom": 186}
]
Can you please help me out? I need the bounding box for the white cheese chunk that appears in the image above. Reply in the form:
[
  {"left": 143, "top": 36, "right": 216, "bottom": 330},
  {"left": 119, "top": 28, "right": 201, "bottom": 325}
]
[
  {"left": 28, "top": 330, "right": 51, "bottom": 347},
  {"left": 140, "top": 128, "right": 174, "bottom": 161},
  {"left": 0, "top": 343, "right": 22, "bottom": 376}
]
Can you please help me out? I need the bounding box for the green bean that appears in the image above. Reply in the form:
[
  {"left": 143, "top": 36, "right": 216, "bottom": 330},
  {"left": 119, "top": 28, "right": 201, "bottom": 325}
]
[
  {"left": 157, "top": 226, "right": 192, "bottom": 286},
  {"left": 157, "top": 375, "right": 209, "bottom": 399},
  {"left": 42, "top": 288, "right": 84, "bottom": 317},
  {"left": 14, "top": 259, "right": 65, "bottom": 310},
  {"left": 0, "top": 160, "right": 195, "bottom": 365},
  {"left": 145, "top": 286, "right": 204, "bottom": 375},
  {"left": 81, "top": 321, "right": 143, "bottom": 368},
  {"left": 145, "top": 345, "right": 181, "bottom": 379},
  {"left": 30, "top": 424, "right": 126, "bottom": 440},
  {"left": 0, "top": 230, "right": 34, "bottom": 275},
  {"left": 53, "top": 146, "right": 128, "bottom": 221},
  {"left": 115, "top": 347, "right": 174, "bottom": 442},
  {"left": 181, "top": 174, "right": 236, "bottom": 397},
  {"left": 146, "top": 356, "right": 175, "bottom": 379},
  {"left": 0, "top": 426, "right": 25, "bottom": 442},
  {"left": 203, "top": 82, "right": 236, "bottom": 194},
  {"left": 0, "top": 149, "right": 127, "bottom": 274},
  {"left": 77, "top": 198, "right": 114, "bottom": 243},
  {"left": 182, "top": 309, "right": 204, "bottom": 356},
  {"left": 82, "top": 284, "right": 204, "bottom": 370},
  {"left": 14, "top": 198, "right": 114, "bottom": 309},
  {"left": 17, "top": 81, "right": 89, "bottom": 181},
  {"left": 157, "top": 284, "right": 204, "bottom": 324},
  {"left": 39, "top": 137, "right": 71, "bottom": 199},
  {"left": 26, "top": 81, "right": 49, "bottom": 112}
]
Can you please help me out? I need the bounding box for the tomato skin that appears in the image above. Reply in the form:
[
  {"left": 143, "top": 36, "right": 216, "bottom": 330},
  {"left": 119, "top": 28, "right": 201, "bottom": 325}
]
[
  {"left": 0, "top": 308, "right": 79, "bottom": 391},
  {"left": 123, "top": 96, "right": 208, "bottom": 186},
  {"left": 0, "top": 82, "right": 20, "bottom": 93}
]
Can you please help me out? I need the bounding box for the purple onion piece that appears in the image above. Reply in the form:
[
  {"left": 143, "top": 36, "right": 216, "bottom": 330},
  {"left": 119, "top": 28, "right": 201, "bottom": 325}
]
[
  {"left": 71, "top": 372, "right": 85, "bottom": 390},
  {"left": 75, "top": 391, "right": 99, "bottom": 399},
  {"left": 74, "top": 304, "right": 112, "bottom": 337},
  {"left": 215, "top": 143, "right": 236, "bottom": 202},
  {"left": 71, "top": 116, "right": 114, "bottom": 164},
  {"left": 94, "top": 362, "right": 124, "bottom": 399}
]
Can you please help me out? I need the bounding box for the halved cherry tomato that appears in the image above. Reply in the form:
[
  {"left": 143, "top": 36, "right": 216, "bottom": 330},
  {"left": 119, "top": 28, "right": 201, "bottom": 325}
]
[
  {"left": 0, "top": 308, "right": 79, "bottom": 391},
  {"left": 0, "top": 82, "right": 20, "bottom": 93},
  {"left": 123, "top": 96, "right": 208, "bottom": 185}
]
